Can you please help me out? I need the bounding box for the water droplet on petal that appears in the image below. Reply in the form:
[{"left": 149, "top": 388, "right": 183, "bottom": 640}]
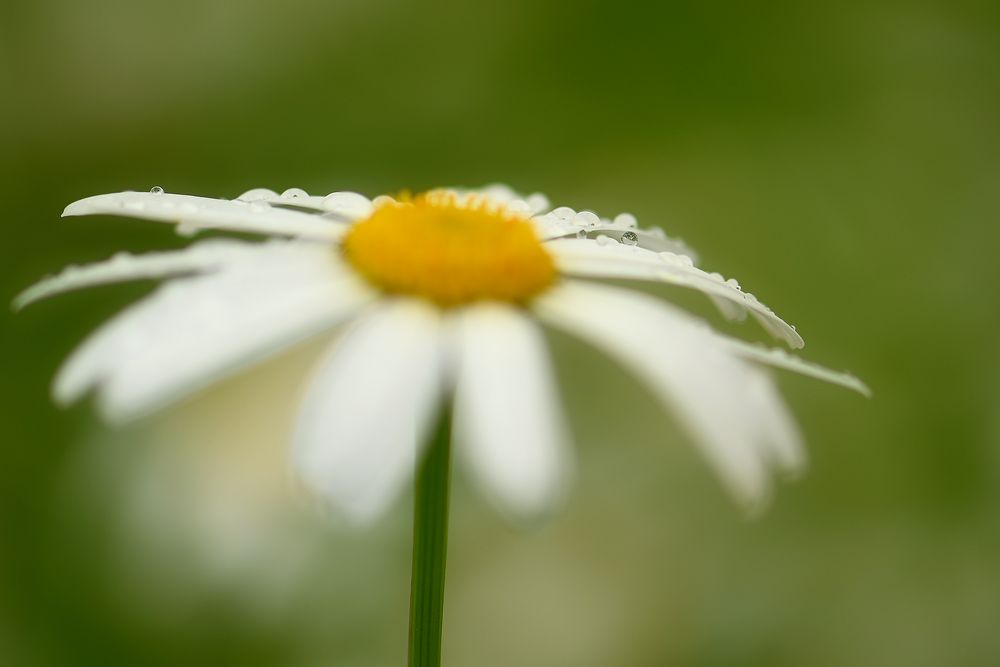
[
  {"left": 726, "top": 278, "right": 741, "bottom": 290},
  {"left": 575, "top": 210, "right": 600, "bottom": 226},
  {"left": 576, "top": 229, "right": 588, "bottom": 239},
  {"left": 281, "top": 187, "right": 309, "bottom": 199},
  {"left": 552, "top": 206, "right": 576, "bottom": 221},
  {"left": 238, "top": 188, "right": 278, "bottom": 202},
  {"left": 526, "top": 194, "right": 549, "bottom": 213},
  {"left": 322, "top": 192, "right": 373, "bottom": 218},
  {"left": 614, "top": 213, "right": 638, "bottom": 228},
  {"left": 596, "top": 234, "right": 615, "bottom": 246},
  {"left": 150, "top": 186, "right": 164, "bottom": 195},
  {"left": 621, "top": 231, "right": 639, "bottom": 246}
]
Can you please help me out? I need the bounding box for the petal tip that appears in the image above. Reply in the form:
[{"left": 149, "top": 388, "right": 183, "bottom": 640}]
[
  {"left": 10, "top": 291, "right": 32, "bottom": 312},
  {"left": 851, "top": 376, "right": 873, "bottom": 399},
  {"left": 62, "top": 197, "right": 98, "bottom": 217}
]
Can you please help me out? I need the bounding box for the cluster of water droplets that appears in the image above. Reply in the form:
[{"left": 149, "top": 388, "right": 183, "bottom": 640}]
[
  {"left": 650, "top": 248, "right": 791, "bottom": 328},
  {"left": 540, "top": 204, "right": 693, "bottom": 256},
  {"left": 239, "top": 187, "right": 372, "bottom": 218}
]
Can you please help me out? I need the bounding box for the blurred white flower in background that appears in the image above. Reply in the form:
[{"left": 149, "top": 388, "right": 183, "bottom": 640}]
[{"left": 18, "top": 184, "right": 867, "bottom": 522}]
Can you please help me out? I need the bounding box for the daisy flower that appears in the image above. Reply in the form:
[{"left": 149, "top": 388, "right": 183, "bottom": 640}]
[
  {"left": 18, "top": 184, "right": 866, "bottom": 518},
  {"left": 18, "top": 184, "right": 866, "bottom": 665}
]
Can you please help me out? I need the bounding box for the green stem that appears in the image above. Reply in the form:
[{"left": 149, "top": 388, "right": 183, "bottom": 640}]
[{"left": 408, "top": 409, "right": 452, "bottom": 667}]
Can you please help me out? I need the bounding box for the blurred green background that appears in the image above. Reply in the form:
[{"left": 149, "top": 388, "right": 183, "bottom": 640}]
[{"left": 2, "top": 0, "right": 999, "bottom": 665}]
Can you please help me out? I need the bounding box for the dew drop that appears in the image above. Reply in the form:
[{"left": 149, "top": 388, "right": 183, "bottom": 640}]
[
  {"left": 323, "top": 192, "right": 373, "bottom": 218},
  {"left": 238, "top": 188, "right": 278, "bottom": 202},
  {"left": 575, "top": 210, "right": 600, "bottom": 226},
  {"left": 150, "top": 186, "right": 164, "bottom": 195},
  {"left": 552, "top": 206, "right": 576, "bottom": 221},
  {"left": 621, "top": 231, "right": 639, "bottom": 246},
  {"left": 281, "top": 187, "right": 309, "bottom": 199},
  {"left": 725, "top": 278, "right": 741, "bottom": 290},
  {"left": 576, "top": 229, "right": 588, "bottom": 239},
  {"left": 614, "top": 213, "right": 638, "bottom": 228},
  {"left": 526, "top": 194, "right": 549, "bottom": 212}
]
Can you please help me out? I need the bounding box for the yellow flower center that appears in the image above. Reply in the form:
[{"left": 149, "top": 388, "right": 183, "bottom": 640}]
[{"left": 342, "top": 190, "right": 557, "bottom": 307}]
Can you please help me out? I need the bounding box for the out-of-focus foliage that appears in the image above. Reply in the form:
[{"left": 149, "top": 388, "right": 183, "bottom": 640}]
[{"left": 2, "top": 0, "right": 999, "bottom": 665}]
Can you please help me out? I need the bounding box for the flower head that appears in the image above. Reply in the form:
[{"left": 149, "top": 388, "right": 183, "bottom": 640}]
[{"left": 18, "top": 184, "right": 867, "bottom": 521}]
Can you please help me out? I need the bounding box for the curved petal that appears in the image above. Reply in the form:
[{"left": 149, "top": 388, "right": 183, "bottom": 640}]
[
  {"left": 547, "top": 237, "right": 804, "bottom": 348},
  {"left": 63, "top": 191, "right": 348, "bottom": 240},
  {"left": 743, "top": 367, "right": 806, "bottom": 475},
  {"left": 13, "top": 238, "right": 262, "bottom": 310},
  {"left": 450, "top": 303, "right": 573, "bottom": 519},
  {"left": 717, "top": 336, "right": 871, "bottom": 397},
  {"left": 293, "top": 300, "right": 447, "bottom": 522},
  {"left": 55, "top": 246, "right": 372, "bottom": 421},
  {"left": 535, "top": 280, "right": 798, "bottom": 511}
]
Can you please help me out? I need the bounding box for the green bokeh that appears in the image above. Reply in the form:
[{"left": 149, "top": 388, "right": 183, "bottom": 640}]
[{"left": 2, "top": 0, "right": 999, "bottom": 665}]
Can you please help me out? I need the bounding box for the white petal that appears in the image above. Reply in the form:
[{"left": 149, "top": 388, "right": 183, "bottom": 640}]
[
  {"left": 535, "top": 280, "right": 787, "bottom": 510},
  {"left": 451, "top": 304, "right": 572, "bottom": 519},
  {"left": 56, "top": 245, "right": 372, "bottom": 421},
  {"left": 743, "top": 367, "right": 806, "bottom": 475},
  {"left": 717, "top": 336, "right": 871, "bottom": 397},
  {"left": 547, "top": 237, "right": 804, "bottom": 348},
  {"left": 13, "top": 239, "right": 260, "bottom": 310},
  {"left": 293, "top": 300, "right": 447, "bottom": 522},
  {"left": 63, "top": 191, "right": 348, "bottom": 240}
]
